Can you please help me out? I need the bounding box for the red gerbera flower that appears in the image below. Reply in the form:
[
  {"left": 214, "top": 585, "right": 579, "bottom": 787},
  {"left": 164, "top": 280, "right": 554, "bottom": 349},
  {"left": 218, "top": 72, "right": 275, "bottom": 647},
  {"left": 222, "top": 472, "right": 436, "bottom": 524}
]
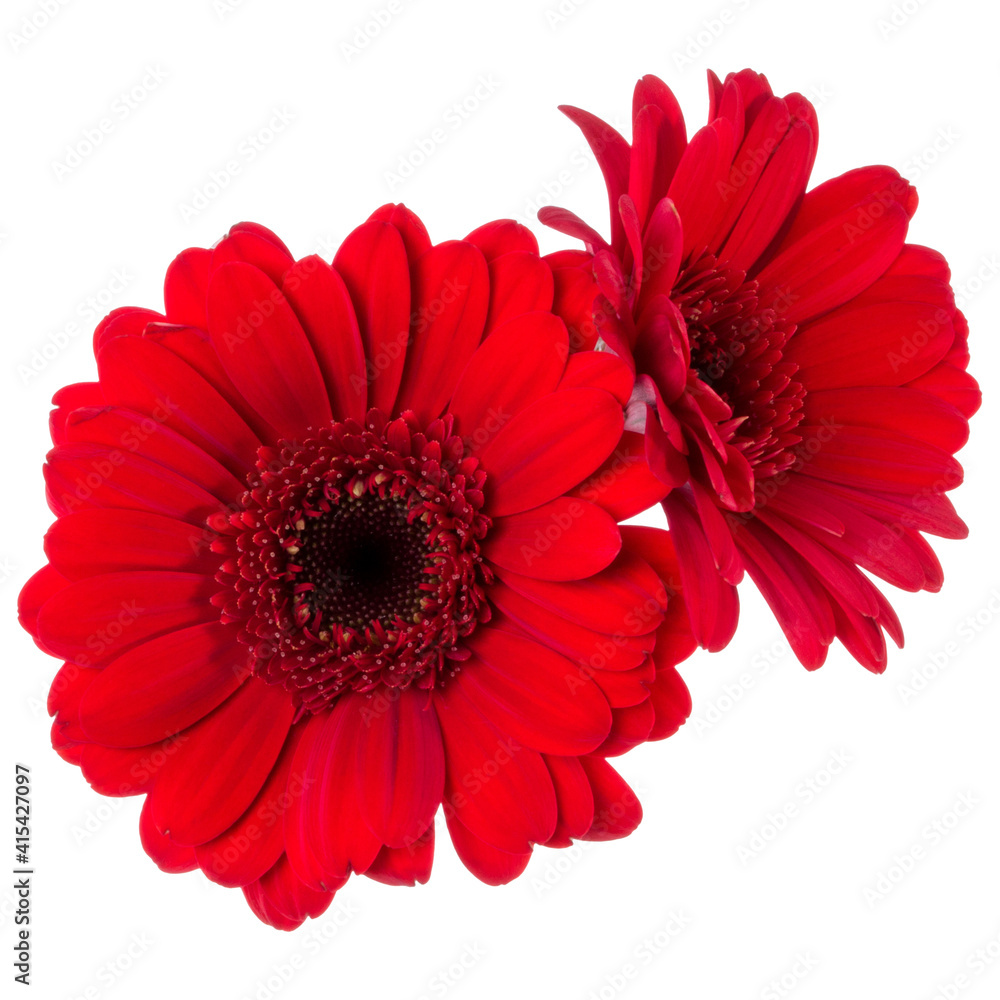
[
  {"left": 18, "top": 207, "right": 695, "bottom": 930},
  {"left": 541, "top": 69, "right": 980, "bottom": 671}
]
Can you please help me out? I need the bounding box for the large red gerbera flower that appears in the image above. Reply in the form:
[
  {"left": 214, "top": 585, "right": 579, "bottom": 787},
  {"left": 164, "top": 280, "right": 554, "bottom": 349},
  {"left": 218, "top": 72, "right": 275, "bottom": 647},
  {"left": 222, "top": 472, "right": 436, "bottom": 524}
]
[
  {"left": 541, "top": 69, "right": 980, "bottom": 671},
  {"left": 18, "top": 207, "right": 695, "bottom": 929}
]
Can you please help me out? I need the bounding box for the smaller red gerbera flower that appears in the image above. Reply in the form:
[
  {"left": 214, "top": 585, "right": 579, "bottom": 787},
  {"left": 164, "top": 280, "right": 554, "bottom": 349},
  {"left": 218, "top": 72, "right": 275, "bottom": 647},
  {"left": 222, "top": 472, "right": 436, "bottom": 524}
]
[
  {"left": 541, "top": 69, "right": 980, "bottom": 671},
  {"left": 19, "top": 207, "right": 696, "bottom": 929}
]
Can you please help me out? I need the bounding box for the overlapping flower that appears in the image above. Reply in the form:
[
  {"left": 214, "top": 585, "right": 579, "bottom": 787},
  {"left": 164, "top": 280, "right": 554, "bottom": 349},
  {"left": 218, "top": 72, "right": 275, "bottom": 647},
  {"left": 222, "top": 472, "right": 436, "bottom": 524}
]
[
  {"left": 20, "top": 209, "right": 693, "bottom": 928},
  {"left": 541, "top": 69, "right": 979, "bottom": 670}
]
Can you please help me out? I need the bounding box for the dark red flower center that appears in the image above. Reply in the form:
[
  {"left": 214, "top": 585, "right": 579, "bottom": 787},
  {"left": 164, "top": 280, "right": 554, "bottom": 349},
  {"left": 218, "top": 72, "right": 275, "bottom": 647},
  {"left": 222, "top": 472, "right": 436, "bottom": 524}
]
[
  {"left": 214, "top": 409, "right": 493, "bottom": 714},
  {"left": 674, "top": 249, "right": 806, "bottom": 479},
  {"left": 289, "top": 493, "right": 430, "bottom": 632}
]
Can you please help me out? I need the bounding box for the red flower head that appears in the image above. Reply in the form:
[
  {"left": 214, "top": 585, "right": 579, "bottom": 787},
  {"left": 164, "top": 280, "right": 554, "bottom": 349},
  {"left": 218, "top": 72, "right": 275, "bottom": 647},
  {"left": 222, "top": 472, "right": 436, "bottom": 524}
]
[
  {"left": 541, "top": 70, "right": 980, "bottom": 671},
  {"left": 19, "top": 208, "right": 695, "bottom": 929}
]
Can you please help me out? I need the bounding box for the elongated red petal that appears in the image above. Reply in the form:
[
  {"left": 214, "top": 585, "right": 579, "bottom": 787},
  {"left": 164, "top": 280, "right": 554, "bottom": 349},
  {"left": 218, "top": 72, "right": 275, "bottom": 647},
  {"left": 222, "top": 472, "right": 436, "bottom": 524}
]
[
  {"left": 207, "top": 262, "right": 332, "bottom": 437},
  {"left": 481, "top": 387, "right": 623, "bottom": 516},
  {"left": 150, "top": 679, "right": 294, "bottom": 846}
]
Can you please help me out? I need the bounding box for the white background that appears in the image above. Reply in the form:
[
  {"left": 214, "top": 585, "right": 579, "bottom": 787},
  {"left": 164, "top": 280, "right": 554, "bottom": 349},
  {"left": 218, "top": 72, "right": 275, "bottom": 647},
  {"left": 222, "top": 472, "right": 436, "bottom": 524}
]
[{"left": 2, "top": 0, "right": 999, "bottom": 997}]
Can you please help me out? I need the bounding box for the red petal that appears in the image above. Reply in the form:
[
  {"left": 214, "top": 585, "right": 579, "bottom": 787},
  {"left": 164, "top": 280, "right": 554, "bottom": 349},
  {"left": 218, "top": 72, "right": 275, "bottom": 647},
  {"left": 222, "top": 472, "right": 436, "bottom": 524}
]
[
  {"left": 45, "top": 509, "right": 221, "bottom": 580},
  {"left": 598, "top": 699, "right": 655, "bottom": 756},
  {"left": 49, "top": 382, "right": 103, "bottom": 446},
  {"left": 164, "top": 248, "right": 213, "bottom": 328},
  {"left": 280, "top": 256, "right": 368, "bottom": 423},
  {"left": 647, "top": 662, "right": 693, "bottom": 740},
  {"left": 558, "top": 105, "right": 631, "bottom": 253},
  {"left": 786, "top": 300, "right": 955, "bottom": 388},
  {"left": 459, "top": 627, "right": 612, "bottom": 755},
  {"left": 757, "top": 173, "right": 912, "bottom": 323},
  {"left": 483, "top": 251, "right": 554, "bottom": 333},
  {"left": 368, "top": 203, "right": 433, "bottom": 259},
  {"left": 355, "top": 686, "right": 444, "bottom": 849},
  {"left": 733, "top": 519, "right": 835, "bottom": 668},
  {"left": 97, "top": 334, "right": 260, "bottom": 476},
  {"left": 464, "top": 219, "right": 538, "bottom": 260},
  {"left": 63, "top": 405, "right": 245, "bottom": 502},
  {"left": 139, "top": 796, "right": 198, "bottom": 873},
  {"left": 908, "top": 362, "right": 981, "bottom": 419},
  {"left": 210, "top": 225, "right": 294, "bottom": 286},
  {"left": 434, "top": 682, "right": 556, "bottom": 853},
  {"left": 333, "top": 220, "right": 411, "bottom": 412},
  {"left": 365, "top": 825, "right": 434, "bottom": 886},
  {"left": 719, "top": 108, "right": 815, "bottom": 271},
  {"left": 570, "top": 431, "right": 672, "bottom": 521},
  {"left": 394, "top": 242, "right": 489, "bottom": 423},
  {"left": 143, "top": 324, "right": 277, "bottom": 444},
  {"left": 667, "top": 119, "right": 736, "bottom": 259},
  {"left": 44, "top": 443, "right": 226, "bottom": 524},
  {"left": 488, "top": 588, "right": 651, "bottom": 672},
  {"left": 558, "top": 351, "right": 633, "bottom": 406},
  {"left": 449, "top": 311, "right": 568, "bottom": 449},
  {"left": 93, "top": 307, "right": 162, "bottom": 354},
  {"left": 243, "top": 854, "right": 340, "bottom": 931},
  {"left": 195, "top": 722, "right": 304, "bottom": 887},
  {"left": 36, "top": 571, "right": 219, "bottom": 666},
  {"left": 802, "top": 386, "right": 968, "bottom": 454},
  {"left": 776, "top": 165, "right": 916, "bottom": 252},
  {"left": 496, "top": 548, "right": 665, "bottom": 635},
  {"left": 548, "top": 255, "right": 600, "bottom": 351},
  {"left": 484, "top": 498, "right": 620, "bottom": 581},
  {"left": 78, "top": 621, "right": 249, "bottom": 746},
  {"left": 293, "top": 697, "right": 381, "bottom": 882},
  {"left": 206, "top": 262, "right": 332, "bottom": 437},
  {"left": 579, "top": 757, "right": 642, "bottom": 841},
  {"left": 18, "top": 565, "right": 70, "bottom": 639},
  {"left": 481, "top": 388, "right": 624, "bottom": 517},
  {"left": 661, "top": 493, "right": 739, "bottom": 652},
  {"left": 151, "top": 679, "right": 294, "bottom": 845},
  {"left": 445, "top": 812, "right": 531, "bottom": 885},
  {"left": 543, "top": 755, "right": 594, "bottom": 847}
]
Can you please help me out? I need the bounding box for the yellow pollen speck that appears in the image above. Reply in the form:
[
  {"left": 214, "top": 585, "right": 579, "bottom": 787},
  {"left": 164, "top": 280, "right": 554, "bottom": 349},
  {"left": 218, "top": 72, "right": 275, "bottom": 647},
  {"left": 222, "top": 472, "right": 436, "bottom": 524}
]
[{"left": 351, "top": 480, "right": 365, "bottom": 498}]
